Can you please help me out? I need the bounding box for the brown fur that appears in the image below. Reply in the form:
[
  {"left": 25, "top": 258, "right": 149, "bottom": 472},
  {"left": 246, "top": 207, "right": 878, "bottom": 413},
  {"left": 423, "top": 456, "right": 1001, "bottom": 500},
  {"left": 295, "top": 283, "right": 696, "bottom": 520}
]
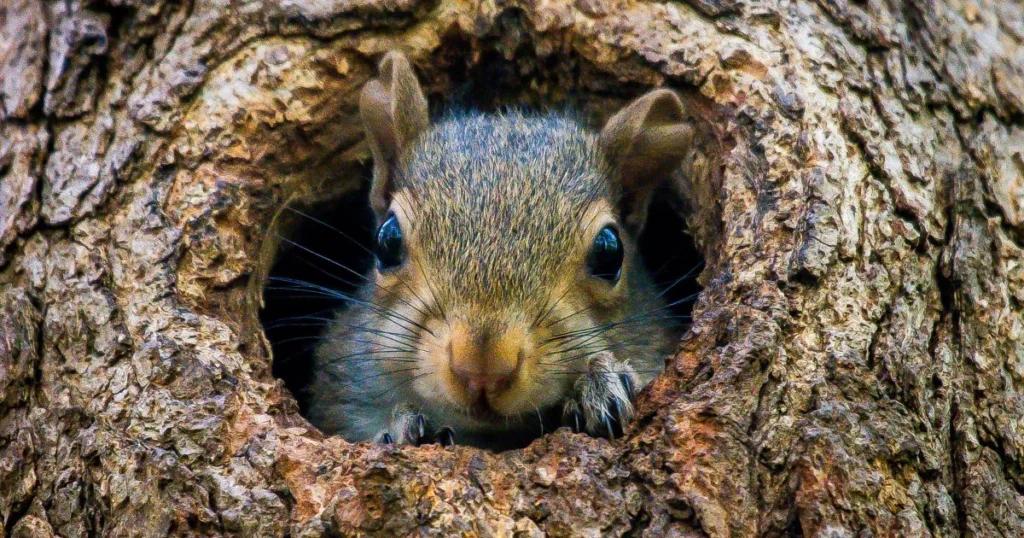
[{"left": 306, "top": 52, "right": 693, "bottom": 449}]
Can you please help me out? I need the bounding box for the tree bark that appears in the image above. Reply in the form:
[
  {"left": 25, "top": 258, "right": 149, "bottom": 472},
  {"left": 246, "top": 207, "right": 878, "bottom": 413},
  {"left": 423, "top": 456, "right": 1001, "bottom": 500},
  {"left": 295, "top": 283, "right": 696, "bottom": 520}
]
[{"left": 2, "top": 0, "right": 1023, "bottom": 536}]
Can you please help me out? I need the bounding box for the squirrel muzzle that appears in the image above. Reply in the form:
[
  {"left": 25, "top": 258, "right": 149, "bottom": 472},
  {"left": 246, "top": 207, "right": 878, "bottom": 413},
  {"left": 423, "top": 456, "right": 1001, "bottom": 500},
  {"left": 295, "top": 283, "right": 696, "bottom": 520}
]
[{"left": 444, "top": 320, "right": 530, "bottom": 414}]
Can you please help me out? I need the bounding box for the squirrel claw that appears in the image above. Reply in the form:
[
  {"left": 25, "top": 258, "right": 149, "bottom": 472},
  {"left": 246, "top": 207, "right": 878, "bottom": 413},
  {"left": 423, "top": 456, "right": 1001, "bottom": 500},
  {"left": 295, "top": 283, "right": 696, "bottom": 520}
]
[
  {"left": 436, "top": 427, "right": 456, "bottom": 447},
  {"left": 563, "top": 400, "right": 584, "bottom": 433},
  {"left": 603, "top": 414, "right": 616, "bottom": 441},
  {"left": 405, "top": 414, "right": 431, "bottom": 446},
  {"left": 619, "top": 372, "right": 636, "bottom": 399},
  {"left": 605, "top": 397, "right": 625, "bottom": 440},
  {"left": 415, "top": 415, "right": 427, "bottom": 440},
  {"left": 380, "top": 410, "right": 455, "bottom": 446},
  {"left": 562, "top": 353, "right": 638, "bottom": 441}
]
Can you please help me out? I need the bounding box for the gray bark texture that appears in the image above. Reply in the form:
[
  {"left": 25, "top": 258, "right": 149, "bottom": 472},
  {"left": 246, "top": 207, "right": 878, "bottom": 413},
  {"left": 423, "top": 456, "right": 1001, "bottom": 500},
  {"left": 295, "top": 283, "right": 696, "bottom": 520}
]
[{"left": 1, "top": 0, "right": 1023, "bottom": 536}]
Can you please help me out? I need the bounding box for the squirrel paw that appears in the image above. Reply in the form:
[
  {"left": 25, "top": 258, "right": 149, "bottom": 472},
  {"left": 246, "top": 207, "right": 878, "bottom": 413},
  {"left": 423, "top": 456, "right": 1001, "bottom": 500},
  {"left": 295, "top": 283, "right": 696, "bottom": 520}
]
[
  {"left": 562, "top": 352, "right": 639, "bottom": 440},
  {"left": 376, "top": 409, "right": 456, "bottom": 447}
]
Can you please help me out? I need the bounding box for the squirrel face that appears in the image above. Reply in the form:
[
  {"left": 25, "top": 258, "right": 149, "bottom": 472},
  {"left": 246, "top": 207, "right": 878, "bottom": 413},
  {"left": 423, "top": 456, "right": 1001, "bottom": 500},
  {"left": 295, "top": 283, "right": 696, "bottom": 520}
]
[{"left": 354, "top": 52, "right": 694, "bottom": 428}]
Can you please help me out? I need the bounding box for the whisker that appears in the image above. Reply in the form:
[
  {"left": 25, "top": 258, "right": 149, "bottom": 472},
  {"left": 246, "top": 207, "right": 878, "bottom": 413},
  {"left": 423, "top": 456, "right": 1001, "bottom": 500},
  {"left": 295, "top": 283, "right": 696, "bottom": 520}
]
[
  {"left": 274, "top": 234, "right": 437, "bottom": 326},
  {"left": 533, "top": 284, "right": 573, "bottom": 329},
  {"left": 328, "top": 356, "right": 419, "bottom": 367},
  {"left": 322, "top": 339, "right": 418, "bottom": 355},
  {"left": 272, "top": 334, "right": 415, "bottom": 354},
  {"left": 644, "top": 261, "right": 704, "bottom": 309},
  {"left": 542, "top": 314, "right": 685, "bottom": 354},
  {"left": 410, "top": 252, "right": 449, "bottom": 325},
  {"left": 270, "top": 239, "right": 434, "bottom": 335},
  {"left": 543, "top": 299, "right": 595, "bottom": 329},
  {"left": 264, "top": 310, "right": 422, "bottom": 352},
  {"left": 294, "top": 250, "right": 440, "bottom": 327},
  {"left": 322, "top": 348, "right": 419, "bottom": 363},
  {"left": 326, "top": 323, "right": 422, "bottom": 348},
  {"left": 542, "top": 368, "right": 667, "bottom": 377},
  {"left": 545, "top": 315, "right": 690, "bottom": 363},
  {"left": 340, "top": 367, "right": 424, "bottom": 385},
  {"left": 540, "top": 313, "right": 671, "bottom": 350},
  {"left": 269, "top": 276, "right": 433, "bottom": 337},
  {"left": 543, "top": 259, "right": 702, "bottom": 332},
  {"left": 268, "top": 335, "right": 335, "bottom": 347},
  {"left": 263, "top": 288, "right": 349, "bottom": 300},
  {"left": 542, "top": 291, "right": 700, "bottom": 346},
  {"left": 284, "top": 206, "right": 375, "bottom": 257},
  {"left": 539, "top": 333, "right": 662, "bottom": 366},
  {"left": 321, "top": 346, "right": 419, "bottom": 360},
  {"left": 367, "top": 371, "right": 434, "bottom": 399},
  {"left": 275, "top": 234, "right": 368, "bottom": 285},
  {"left": 284, "top": 208, "right": 444, "bottom": 321}
]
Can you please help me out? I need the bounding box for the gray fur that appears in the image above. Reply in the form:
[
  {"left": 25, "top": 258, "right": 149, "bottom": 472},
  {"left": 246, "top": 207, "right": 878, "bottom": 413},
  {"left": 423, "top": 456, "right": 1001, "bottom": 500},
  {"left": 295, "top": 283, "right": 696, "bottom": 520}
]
[{"left": 402, "top": 110, "right": 608, "bottom": 307}]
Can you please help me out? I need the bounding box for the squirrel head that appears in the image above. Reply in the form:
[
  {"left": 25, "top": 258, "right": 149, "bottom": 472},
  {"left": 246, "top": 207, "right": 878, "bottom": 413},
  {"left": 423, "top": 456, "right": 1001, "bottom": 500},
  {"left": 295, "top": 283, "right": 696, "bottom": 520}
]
[{"left": 357, "top": 51, "right": 693, "bottom": 424}]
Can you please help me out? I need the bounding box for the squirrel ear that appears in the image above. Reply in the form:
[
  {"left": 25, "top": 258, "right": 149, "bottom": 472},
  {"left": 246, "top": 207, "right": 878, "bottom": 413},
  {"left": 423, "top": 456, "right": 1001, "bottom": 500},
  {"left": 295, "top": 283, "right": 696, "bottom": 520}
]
[
  {"left": 360, "top": 51, "right": 429, "bottom": 215},
  {"left": 599, "top": 89, "right": 694, "bottom": 232}
]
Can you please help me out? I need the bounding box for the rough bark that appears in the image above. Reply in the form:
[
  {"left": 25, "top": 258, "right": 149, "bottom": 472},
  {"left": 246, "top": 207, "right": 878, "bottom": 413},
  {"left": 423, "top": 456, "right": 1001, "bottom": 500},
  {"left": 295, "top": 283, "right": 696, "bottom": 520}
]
[{"left": 1, "top": 0, "right": 1023, "bottom": 536}]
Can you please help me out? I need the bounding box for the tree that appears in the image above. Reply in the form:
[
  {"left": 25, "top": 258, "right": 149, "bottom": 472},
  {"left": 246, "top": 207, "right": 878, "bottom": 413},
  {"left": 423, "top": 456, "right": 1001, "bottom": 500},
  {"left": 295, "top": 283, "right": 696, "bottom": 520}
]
[{"left": 2, "top": 0, "right": 1023, "bottom": 535}]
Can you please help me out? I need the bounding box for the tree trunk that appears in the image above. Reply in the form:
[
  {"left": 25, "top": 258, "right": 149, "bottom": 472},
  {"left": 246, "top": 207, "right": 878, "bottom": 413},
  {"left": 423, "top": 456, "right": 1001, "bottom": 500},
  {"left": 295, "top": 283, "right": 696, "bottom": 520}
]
[{"left": 1, "top": 0, "right": 1023, "bottom": 536}]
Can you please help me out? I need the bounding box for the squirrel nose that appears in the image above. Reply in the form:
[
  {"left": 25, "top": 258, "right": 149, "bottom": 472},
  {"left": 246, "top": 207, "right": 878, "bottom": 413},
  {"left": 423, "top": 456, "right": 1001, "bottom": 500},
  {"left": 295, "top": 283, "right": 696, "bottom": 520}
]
[
  {"left": 448, "top": 325, "right": 523, "bottom": 397},
  {"left": 450, "top": 367, "right": 514, "bottom": 395}
]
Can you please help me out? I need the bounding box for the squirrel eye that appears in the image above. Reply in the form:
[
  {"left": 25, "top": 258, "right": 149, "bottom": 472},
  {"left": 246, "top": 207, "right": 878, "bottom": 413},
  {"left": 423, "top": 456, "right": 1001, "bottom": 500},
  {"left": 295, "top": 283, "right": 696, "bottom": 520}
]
[
  {"left": 375, "top": 214, "right": 404, "bottom": 271},
  {"left": 588, "top": 225, "right": 624, "bottom": 282}
]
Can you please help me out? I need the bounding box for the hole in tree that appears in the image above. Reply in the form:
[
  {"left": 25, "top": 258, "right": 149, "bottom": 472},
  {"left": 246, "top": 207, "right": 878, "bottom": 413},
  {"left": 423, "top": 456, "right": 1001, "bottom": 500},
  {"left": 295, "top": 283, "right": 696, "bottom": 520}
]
[
  {"left": 260, "top": 176, "right": 377, "bottom": 415},
  {"left": 261, "top": 170, "right": 704, "bottom": 452},
  {"left": 639, "top": 190, "right": 705, "bottom": 326},
  {"left": 260, "top": 38, "right": 710, "bottom": 451}
]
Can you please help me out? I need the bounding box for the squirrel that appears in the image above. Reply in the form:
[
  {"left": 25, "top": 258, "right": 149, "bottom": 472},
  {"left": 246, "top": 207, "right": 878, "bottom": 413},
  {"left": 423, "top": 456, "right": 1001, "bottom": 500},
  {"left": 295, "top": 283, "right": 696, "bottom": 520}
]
[{"left": 305, "top": 51, "right": 695, "bottom": 450}]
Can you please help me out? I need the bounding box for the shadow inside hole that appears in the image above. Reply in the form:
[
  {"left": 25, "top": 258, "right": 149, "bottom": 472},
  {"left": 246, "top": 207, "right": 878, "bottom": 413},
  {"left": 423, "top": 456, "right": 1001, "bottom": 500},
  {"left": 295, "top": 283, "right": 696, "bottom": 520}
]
[
  {"left": 638, "top": 189, "right": 704, "bottom": 324},
  {"left": 260, "top": 181, "right": 377, "bottom": 414},
  {"left": 438, "top": 37, "right": 577, "bottom": 113}
]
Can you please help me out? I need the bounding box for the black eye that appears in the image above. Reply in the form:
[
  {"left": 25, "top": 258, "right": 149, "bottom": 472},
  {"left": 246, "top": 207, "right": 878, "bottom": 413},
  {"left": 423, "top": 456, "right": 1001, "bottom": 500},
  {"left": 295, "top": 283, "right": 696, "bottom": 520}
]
[
  {"left": 375, "top": 214, "right": 404, "bottom": 271},
  {"left": 588, "top": 225, "right": 624, "bottom": 282}
]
